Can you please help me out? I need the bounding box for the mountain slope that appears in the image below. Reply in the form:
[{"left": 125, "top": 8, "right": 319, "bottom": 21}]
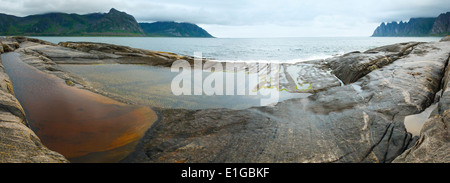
[
  {"left": 87, "top": 8, "right": 144, "bottom": 35},
  {"left": 372, "top": 18, "right": 436, "bottom": 37},
  {"left": 139, "top": 21, "right": 213, "bottom": 37},
  {"left": 372, "top": 12, "right": 449, "bottom": 37},
  {"left": 0, "top": 9, "right": 214, "bottom": 37},
  {"left": 431, "top": 12, "right": 450, "bottom": 36},
  {"left": 0, "top": 8, "right": 145, "bottom": 36}
]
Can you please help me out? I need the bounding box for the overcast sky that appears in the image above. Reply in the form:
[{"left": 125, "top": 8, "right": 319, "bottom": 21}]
[{"left": 0, "top": 0, "right": 449, "bottom": 37}]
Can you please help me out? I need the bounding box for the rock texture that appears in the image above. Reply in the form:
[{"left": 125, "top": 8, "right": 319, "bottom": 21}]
[
  {"left": 123, "top": 41, "right": 450, "bottom": 163},
  {"left": 393, "top": 36, "right": 450, "bottom": 163},
  {"left": 57, "top": 41, "right": 193, "bottom": 66},
  {"left": 324, "top": 42, "right": 420, "bottom": 84},
  {"left": 0, "top": 38, "right": 68, "bottom": 162}
]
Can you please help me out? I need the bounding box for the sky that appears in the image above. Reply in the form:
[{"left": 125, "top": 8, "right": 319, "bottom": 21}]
[{"left": 0, "top": 0, "right": 449, "bottom": 38}]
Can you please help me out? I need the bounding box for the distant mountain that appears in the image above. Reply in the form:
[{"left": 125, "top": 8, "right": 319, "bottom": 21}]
[
  {"left": 372, "top": 12, "right": 450, "bottom": 37},
  {"left": 372, "top": 18, "right": 436, "bottom": 37},
  {"left": 0, "top": 8, "right": 145, "bottom": 36},
  {"left": 430, "top": 12, "right": 450, "bottom": 36},
  {"left": 139, "top": 21, "right": 213, "bottom": 37},
  {"left": 0, "top": 8, "right": 214, "bottom": 37}
]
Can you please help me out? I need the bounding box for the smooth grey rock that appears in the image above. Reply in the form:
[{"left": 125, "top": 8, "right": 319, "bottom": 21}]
[
  {"left": 57, "top": 41, "right": 193, "bottom": 67},
  {"left": 393, "top": 42, "right": 450, "bottom": 162},
  {"left": 393, "top": 113, "right": 449, "bottom": 163},
  {"left": 19, "top": 42, "right": 101, "bottom": 60},
  {"left": 124, "top": 41, "right": 450, "bottom": 163},
  {"left": 325, "top": 42, "right": 419, "bottom": 84}
]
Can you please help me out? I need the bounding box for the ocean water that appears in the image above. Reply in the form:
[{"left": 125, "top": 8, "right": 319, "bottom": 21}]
[{"left": 33, "top": 37, "right": 442, "bottom": 62}]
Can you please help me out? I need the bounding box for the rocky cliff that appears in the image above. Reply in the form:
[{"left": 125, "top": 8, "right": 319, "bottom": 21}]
[
  {"left": 0, "top": 37, "right": 68, "bottom": 162},
  {"left": 372, "top": 12, "right": 450, "bottom": 37},
  {"left": 372, "top": 18, "right": 436, "bottom": 37},
  {"left": 139, "top": 22, "right": 213, "bottom": 37},
  {"left": 431, "top": 12, "right": 450, "bottom": 36}
]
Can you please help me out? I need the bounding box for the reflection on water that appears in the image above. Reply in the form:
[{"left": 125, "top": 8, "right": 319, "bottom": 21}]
[
  {"left": 2, "top": 53, "right": 157, "bottom": 163},
  {"left": 60, "top": 64, "right": 311, "bottom": 110}
]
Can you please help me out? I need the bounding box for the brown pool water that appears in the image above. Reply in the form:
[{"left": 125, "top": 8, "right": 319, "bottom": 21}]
[{"left": 1, "top": 53, "right": 158, "bottom": 163}]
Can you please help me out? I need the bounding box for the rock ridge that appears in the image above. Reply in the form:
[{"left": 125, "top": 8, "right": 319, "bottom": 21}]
[
  {"left": 393, "top": 37, "right": 450, "bottom": 162},
  {"left": 0, "top": 37, "right": 69, "bottom": 163}
]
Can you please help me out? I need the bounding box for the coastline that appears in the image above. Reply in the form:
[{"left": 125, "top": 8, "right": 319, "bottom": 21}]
[{"left": 0, "top": 36, "right": 449, "bottom": 163}]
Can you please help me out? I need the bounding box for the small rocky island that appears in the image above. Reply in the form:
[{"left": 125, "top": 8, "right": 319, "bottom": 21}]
[{"left": 0, "top": 36, "right": 449, "bottom": 163}]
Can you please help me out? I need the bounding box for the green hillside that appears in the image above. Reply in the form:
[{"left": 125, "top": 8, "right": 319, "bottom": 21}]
[
  {"left": 139, "top": 21, "right": 213, "bottom": 37},
  {"left": 0, "top": 8, "right": 213, "bottom": 37}
]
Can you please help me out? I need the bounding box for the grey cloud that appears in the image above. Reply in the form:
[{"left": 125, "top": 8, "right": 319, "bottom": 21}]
[
  {"left": 1, "top": 0, "right": 448, "bottom": 24},
  {"left": 0, "top": 0, "right": 448, "bottom": 37}
]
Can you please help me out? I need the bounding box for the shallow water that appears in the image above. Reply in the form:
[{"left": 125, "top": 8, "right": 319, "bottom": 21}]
[
  {"left": 60, "top": 64, "right": 311, "bottom": 110},
  {"left": 2, "top": 53, "right": 158, "bottom": 163},
  {"left": 404, "top": 103, "right": 438, "bottom": 136}
]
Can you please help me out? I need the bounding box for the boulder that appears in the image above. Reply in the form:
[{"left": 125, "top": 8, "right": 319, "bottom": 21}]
[
  {"left": 0, "top": 37, "right": 20, "bottom": 52},
  {"left": 440, "top": 35, "right": 450, "bottom": 42},
  {"left": 58, "top": 41, "right": 192, "bottom": 66},
  {"left": 324, "top": 42, "right": 419, "bottom": 84}
]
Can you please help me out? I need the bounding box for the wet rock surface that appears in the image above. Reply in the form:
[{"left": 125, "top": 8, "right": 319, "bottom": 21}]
[
  {"left": 123, "top": 41, "right": 450, "bottom": 163},
  {"left": 57, "top": 41, "right": 193, "bottom": 67},
  {"left": 1, "top": 36, "right": 449, "bottom": 163},
  {"left": 17, "top": 39, "right": 343, "bottom": 96}
]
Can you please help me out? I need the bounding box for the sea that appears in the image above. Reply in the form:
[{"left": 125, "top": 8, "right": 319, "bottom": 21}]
[{"left": 32, "top": 36, "right": 443, "bottom": 62}]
